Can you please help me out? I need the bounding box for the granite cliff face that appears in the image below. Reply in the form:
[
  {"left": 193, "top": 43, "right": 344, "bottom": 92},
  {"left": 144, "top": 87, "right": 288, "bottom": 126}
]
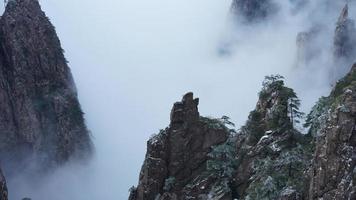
[
  {"left": 0, "top": 0, "right": 92, "bottom": 173},
  {"left": 308, "top": 64, "right": 356, "bottom": 199}
]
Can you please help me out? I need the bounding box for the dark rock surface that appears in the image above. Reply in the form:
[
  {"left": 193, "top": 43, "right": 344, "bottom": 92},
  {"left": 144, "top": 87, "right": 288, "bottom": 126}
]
[
  {"left": 0, "top": 0, "right": 92, "bottom": 173},
  {"left": 333, "top": 4, "right": 356, "bottom": 64},
  {"left": 309, "top": 64, "right": 356, "bottom": 199},
  {"left": 230, "top": 0, "right": 278, "bottom": 23},
  {"left": 129, "top": 93, "right": 231, "bottom": 200},
  {"left": 0, "top": 168, "right": 7, "bottom": 200}
]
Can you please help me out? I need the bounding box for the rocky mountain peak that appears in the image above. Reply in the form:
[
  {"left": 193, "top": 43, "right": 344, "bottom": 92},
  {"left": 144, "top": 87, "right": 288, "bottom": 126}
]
[
  {"left": 130, "top": 93, "right": 231, "bottom": 200},
  {"left": 334, "top": 4, "right": 356, "bottom": 63},
  {"left": 0, "top": 0, "right": 92, "bottom": 174},
  {"left": 338, "top": 4, "right": 349, "bottom": 24},
  {"left": 232, "top": 75, "right": 312, "bottom": 200},
  {"left": 5, "top": 0, "right": 40, "bottom": 11},
  {"left": 249, "top": 75, "right": 302, "bottom": 139},
  {"left": 295, "top": 25, "right": 325, "bottom": 67},
  {"left": 170, "top": 92, "right": 199, "bottom": 128}
]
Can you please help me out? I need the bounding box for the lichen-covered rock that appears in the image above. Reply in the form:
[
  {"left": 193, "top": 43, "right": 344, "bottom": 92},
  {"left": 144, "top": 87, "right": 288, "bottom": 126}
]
[
  {"left": 308, "top": 64, "right": 356, "bottom": 200},
  {"left": 0, "top": 0, "right": 92, "bottom": 172},
  {"left": 129, "top": 93, "right": 231, "bottom": 200},
  {"left": 0, "top": 168, "right": 7, "bottom": 200}
]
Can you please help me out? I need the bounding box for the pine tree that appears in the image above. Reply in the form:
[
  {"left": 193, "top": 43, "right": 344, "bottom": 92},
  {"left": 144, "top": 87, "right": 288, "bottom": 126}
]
[
  {"left": 286, "top": 88, "right": 304, "bottom": 128},
  {"left": 262, "top": 75, "right": 304, "bottom": 129}
]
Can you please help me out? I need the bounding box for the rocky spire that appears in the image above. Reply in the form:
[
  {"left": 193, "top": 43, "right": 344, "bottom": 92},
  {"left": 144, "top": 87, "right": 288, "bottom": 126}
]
[
  {"left": 296, "top": 25, "right": 325, "bottom": 67},
  {"left": 338, "top": 4, "right": 349, "bottom": 23},
  {"left": 170, "top": 92, "right": 199, "bottom": 128},
  {"left": 232, "top": 75, "right": 311, "bottom": 199},
  {"left": 129, "top": 93, "right": 230, "bottom": 200},
  {"left": 333, "top": 4, "right": 356, "bottom": 63},
  {"left": 0, "top": 0, "right": 92, "bottom": 173}
]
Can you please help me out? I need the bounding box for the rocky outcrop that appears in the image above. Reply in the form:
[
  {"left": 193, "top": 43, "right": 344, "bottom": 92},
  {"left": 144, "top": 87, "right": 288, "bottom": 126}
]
[
  {"left": 295, "top": 4, "right": 356, "bottom": 81},
  {"left": 129, "top": 93, "right": 231, "bottom": 200},
  {"left": 333, "top": 4, "right": 356, "bottom": 64},
  {"left": 230, "top": 0, "right": 278, "bottom": 23},
  {"left": 0, "top": 0, "right": 92, "bottom": 173},
  {"left": 130, "top": 78, "right": 315, "bottom": 200},
  {"left": 296, "top": 25, "right": 325, "bottom": 67},
  {"left": 0, "top": 168, "right": 7, "bottom": 200},
  {"left": 308, "top": 64, "right": 356, "bottom": 199},
  {"left": 233, "top": 75, "right": 312, "bottom": 200}
]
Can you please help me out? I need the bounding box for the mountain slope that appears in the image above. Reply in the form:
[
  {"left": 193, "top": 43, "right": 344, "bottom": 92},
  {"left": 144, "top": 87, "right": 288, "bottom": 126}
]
[
  {"left": 308, "top": 64, "right": 356, "bottom": 199},
  {"left": 0, "top": 0, "right": 92, "bottom": 173}
]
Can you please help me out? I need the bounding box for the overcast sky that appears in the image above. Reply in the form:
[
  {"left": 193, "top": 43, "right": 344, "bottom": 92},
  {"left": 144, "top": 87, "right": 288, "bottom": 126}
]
[{"left": 7, "top": 0, "right": 351, "bottom": 199}]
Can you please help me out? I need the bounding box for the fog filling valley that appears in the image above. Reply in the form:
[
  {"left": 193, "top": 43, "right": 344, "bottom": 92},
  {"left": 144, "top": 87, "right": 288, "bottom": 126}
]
[{"left": 4, "top": 0, "right": 356, "bottom": 199}]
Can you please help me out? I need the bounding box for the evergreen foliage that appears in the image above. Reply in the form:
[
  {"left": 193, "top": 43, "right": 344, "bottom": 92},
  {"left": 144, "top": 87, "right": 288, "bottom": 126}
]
[
  {"left": 245, "top": 144, "right": 308, "bottom": 200},
  {"left": 207, "top": 138, "right": 237, "bottom": 178},
  {"left": 242, "top": 110, "right": 265, "bottom": 145},
  {"left": 305, "top": 67, "right": 356, "bottom": 136},
  {"left": 244, "top": 75, "right": 304, "bottom": 145},
  {"left": 204, "top": 116, "right": 237, "bottom": 179},
  {"left": 260, "top": 75, "right": 304, "bottom": 129},
  {"left": 200, "top": 116, "right": 237, "bottom": 134},
  {"left": 206, "top": 137, "right": 238, "bottom": 198},
  {"left": 304, "top": 97, "right": 330, "bottom": 136}
]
